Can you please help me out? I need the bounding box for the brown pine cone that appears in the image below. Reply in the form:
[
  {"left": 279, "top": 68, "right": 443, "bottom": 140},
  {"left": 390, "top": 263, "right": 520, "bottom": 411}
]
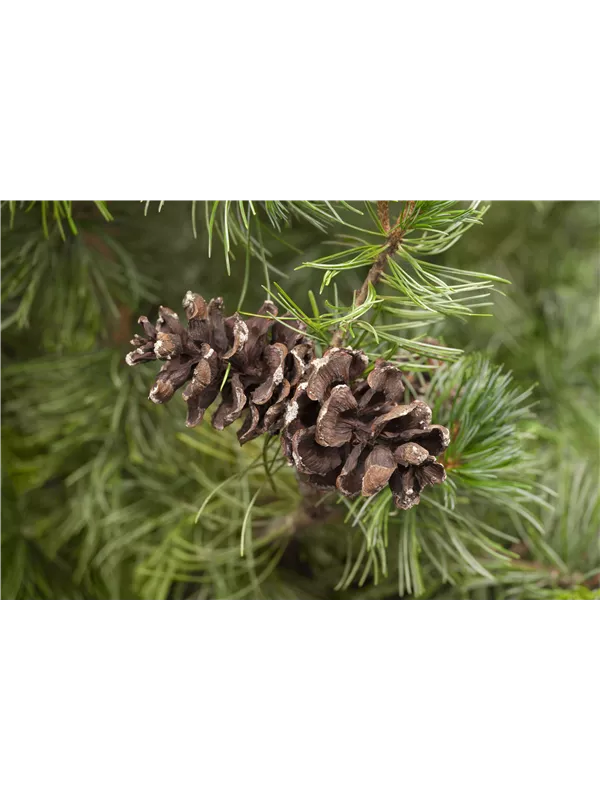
[
  {"left": 126, "top": 292, "right": 314, "bottom": 440},
  {"left": 281, "top": 347, "right": 449, "bottom": 510}
]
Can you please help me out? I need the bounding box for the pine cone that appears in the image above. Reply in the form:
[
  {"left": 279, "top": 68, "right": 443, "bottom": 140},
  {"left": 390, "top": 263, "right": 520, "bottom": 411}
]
[
  {"left": 281, "top": 348, "right": 449, "bottom": 510},
  {"left": 126, "top": 292, "right": 314, "bottom": 441}
]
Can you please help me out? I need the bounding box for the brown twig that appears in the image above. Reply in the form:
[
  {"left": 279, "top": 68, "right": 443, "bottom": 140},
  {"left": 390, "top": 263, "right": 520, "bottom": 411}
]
[
  {"left": 264, "top": 489, "right": 343, "bottom": 541},
  {"left": 330, "top": 328, "right": 346, "bottom": 348},
  {"left": 330, "top": 200, "right": 416, "bottom": 346},
  {"left": 355, "top": 200, "right": 415, "bottom": 306},
  {"left": 354, "top": 224, "right": 404, "bottom": 307},
  {"left": 377, "top": 200, "right": 390, "bottom": 233},
  {"left": 508, "top": 542, "right": 596, "bottom": 590}
]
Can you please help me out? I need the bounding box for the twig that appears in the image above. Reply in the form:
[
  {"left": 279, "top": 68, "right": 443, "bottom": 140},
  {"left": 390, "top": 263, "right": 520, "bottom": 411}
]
[
  {"left": 330, "top": 328, "right": 346, "bottom": 348},
  {"left": 509, "top": 542, "right": 595, "bottom": 590},
  {"left": 397, "top": 199, "right": 416, "bottom": 229},
  {"left": 354, "top": 226, "right": 403, "bottom": 306},
  {"left": 377, "top": 200, "right": 390, "bottom": 233},
  {"left": 331, "top": 200, "right": 416, "bottom": 346},
  {"left": 355, "top": 200, "right": 415, "bottom": 306},
  {"left": 264, "top": 489, "right": 343, "bottom": 540}
]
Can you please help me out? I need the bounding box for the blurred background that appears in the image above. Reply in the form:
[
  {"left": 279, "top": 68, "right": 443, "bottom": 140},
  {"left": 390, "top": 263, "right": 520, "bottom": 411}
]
[{"left": 2, "top": 201, "right": 598, "bottom": 599}]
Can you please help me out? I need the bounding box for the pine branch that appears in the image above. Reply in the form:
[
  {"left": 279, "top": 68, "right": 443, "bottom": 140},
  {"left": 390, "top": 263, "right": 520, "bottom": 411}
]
[
  {"left": 4, "top": 200, "right": 597, "bottom": 599},
  {"left": 330, "top": 201, "right": 414, "bottom": 346},
  {"left": 355, "top": 201, "right": 415, "bottom": 306}
]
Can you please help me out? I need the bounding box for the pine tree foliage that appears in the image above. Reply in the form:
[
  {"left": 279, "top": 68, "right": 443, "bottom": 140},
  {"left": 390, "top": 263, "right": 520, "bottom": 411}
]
[
  {"left": 432, "top": 202, "right": 600, "bottom": 599},
  {"left": 1, "top": 200, "right": 598, "bottom": 599},
  {"left": 6, "top": 201, "right": 112, "bottom": 238}
]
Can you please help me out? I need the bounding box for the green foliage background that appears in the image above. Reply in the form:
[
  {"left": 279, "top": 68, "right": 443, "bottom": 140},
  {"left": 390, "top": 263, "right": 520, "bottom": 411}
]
[{"left": 2, "top": 201, "right": 598, "bottom": 599}]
